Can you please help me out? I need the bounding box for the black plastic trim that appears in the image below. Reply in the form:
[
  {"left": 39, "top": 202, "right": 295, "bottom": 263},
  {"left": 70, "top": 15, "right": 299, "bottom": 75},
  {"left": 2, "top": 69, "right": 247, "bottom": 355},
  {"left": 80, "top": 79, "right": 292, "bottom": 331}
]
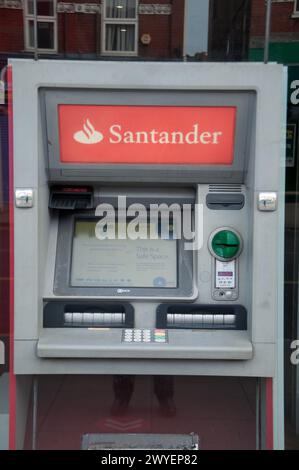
[
  {"left": 43, "top": 301, "right": 134, "bottom": 328},
  {"left": 206, "top": 193, "right": 245, "bottom": 210}
]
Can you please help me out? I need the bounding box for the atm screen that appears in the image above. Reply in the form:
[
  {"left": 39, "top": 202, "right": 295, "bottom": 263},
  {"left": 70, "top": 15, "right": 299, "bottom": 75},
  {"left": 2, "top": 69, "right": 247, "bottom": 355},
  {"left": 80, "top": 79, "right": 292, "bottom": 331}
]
[{"left": 70, "top": 220, "right": 177, "bottom": 288}]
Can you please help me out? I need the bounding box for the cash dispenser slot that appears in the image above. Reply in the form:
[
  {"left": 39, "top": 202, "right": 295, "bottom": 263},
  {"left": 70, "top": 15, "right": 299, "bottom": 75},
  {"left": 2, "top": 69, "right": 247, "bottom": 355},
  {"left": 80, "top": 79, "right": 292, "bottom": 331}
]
[
  {"left": 156, "top": 304, "right": 247, "bottom": 330},
  {"left": 43, "top": 302, "right": 134, "bottom": 328},
  {"left": 49, "top": 186, "right": 94, "bottom": 210}
]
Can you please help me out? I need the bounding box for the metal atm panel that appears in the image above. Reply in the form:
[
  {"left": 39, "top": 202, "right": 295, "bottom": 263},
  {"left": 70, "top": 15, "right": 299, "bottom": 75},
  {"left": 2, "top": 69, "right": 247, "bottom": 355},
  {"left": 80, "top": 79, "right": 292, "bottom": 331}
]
[{"left": 9, "top": 60, "right": 286, "bottom": 449}]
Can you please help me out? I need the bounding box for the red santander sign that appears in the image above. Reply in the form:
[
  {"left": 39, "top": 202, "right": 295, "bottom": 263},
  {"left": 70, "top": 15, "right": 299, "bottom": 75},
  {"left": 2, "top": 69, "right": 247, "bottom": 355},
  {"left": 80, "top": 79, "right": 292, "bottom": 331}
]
[{"left": 58, "top": 105, "right": 236, "bottom": 165}]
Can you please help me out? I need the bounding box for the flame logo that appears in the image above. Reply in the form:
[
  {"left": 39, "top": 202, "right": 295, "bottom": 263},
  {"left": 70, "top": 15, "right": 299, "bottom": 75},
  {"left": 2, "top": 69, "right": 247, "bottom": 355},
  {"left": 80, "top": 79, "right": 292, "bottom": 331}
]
[{"left": 73, "top": 119, "right": 103, "bottom": 144}]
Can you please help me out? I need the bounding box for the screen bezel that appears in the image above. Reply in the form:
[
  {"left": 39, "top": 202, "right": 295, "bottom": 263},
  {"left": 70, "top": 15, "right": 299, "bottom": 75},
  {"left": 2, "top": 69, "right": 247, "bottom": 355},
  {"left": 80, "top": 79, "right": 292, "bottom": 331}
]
[
  {"left": 54, "top": 211, "right": 194, "bottom": 298},
  {"left": 42, "top": 89, "right": 256, "bottom": 184}
]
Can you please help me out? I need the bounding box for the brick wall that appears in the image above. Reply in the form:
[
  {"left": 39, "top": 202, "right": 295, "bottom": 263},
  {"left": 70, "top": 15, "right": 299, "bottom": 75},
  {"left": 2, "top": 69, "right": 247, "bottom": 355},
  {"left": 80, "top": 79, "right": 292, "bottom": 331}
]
[
  {"left": 170, "top": 0, "right": 185, "bottom": 58},
  {"left": 0, "top": 10, "right": 24, "bottom": 53},
  {"left": 139, "top": 14, "right": 171, "bottom": 58},
  {"left": 0, "top": 1, "right": 185, "bottom": 58},
  {"left": 251, "top": 0, "right": 299, "bottom": 37},
  {"left": 58, "top": 12, "right": 98, "bottom": 54},
  {"left": 139, "top": 0, "right": 184, "bottom": 58}
]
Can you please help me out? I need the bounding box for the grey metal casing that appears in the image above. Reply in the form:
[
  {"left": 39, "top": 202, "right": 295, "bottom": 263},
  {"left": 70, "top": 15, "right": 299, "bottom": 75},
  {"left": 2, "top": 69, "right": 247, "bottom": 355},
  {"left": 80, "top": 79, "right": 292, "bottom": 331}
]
[{"left": 10, "top": 60, "right": 285, "bottom": 384}]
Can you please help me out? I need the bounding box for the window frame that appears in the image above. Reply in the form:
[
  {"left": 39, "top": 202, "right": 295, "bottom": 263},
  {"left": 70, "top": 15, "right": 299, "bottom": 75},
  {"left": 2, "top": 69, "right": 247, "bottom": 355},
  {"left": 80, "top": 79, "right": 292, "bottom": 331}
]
[
  {"left": 101, "top": 0, "right": 138, "bottom": 56},
  {"left": 24, "top": 0, "right": 58, "bottom": 53},
  {"left": 293, "top": 0, "right": 299, "bottom": 18}
]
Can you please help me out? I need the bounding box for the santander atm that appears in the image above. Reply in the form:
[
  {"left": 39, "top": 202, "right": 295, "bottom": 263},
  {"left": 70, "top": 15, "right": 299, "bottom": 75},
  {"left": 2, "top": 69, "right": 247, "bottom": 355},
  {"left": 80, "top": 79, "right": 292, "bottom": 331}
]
[{"left": 9, "top": 60, "right": 285, "bottom": 450}]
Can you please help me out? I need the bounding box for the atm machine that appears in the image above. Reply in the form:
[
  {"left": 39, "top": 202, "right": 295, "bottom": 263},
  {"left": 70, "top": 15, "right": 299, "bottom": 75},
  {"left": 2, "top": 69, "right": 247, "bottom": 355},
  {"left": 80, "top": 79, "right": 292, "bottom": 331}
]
[{"left": 8, "top": 60, "right": 286, "bottom": 449}]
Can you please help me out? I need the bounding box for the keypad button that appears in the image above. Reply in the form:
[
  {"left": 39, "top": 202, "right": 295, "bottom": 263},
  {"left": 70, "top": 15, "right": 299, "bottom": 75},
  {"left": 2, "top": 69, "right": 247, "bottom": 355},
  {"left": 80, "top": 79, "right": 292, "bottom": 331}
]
[
  {"left": 64, "top": 313, "right": 72, "bottom": 324},
  {"left": 224, "top": 315, "right": 236, "bottom": 325},
  {"left": 214, "top": 314, "right": 224, "bottom": 324},
  {"left": 73, "top": 313, "right": 83, "bottom": 324},
  {"left": 122, "top": 328, "right": 168, "bottom": 343}
]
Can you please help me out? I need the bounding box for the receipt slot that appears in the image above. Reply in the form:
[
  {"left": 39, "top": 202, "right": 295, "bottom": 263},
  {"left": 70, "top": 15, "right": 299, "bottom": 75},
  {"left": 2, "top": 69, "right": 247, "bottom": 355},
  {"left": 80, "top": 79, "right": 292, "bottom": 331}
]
[{"left": 8, "top": 60, "right": 286, "bottom": 449}]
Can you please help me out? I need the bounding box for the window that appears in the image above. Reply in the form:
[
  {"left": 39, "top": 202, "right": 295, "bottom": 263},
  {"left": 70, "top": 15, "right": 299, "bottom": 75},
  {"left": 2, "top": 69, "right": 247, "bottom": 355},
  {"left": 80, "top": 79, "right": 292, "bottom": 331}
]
[
  {"left": 24, "top": 0, "right": 57, "bottom": 52},
  {"left": 102, "top": 0, "right": 138, "bottom": 55},
  {"left": 293, "top": 0, "right": 299, "bottom": 17}
]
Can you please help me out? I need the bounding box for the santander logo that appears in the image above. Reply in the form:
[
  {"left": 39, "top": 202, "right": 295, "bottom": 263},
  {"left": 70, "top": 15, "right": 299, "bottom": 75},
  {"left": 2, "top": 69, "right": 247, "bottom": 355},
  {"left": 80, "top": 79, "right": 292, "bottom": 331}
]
[
  {"left": 60, "top": 105, "right": 236, "bottom": 165},
  {"left": 73, "top": 119, "right": 223, "bottom": 146},
  {"left": 73, "top": 119, "right": 103, "bottom": 144}
]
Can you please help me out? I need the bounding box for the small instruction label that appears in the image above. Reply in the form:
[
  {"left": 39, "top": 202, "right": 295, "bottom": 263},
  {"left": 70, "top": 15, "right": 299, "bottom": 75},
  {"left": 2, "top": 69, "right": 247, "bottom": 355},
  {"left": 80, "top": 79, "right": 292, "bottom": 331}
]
[{"left": 215, "top": 259, "right": 235, "bottom": 289}]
